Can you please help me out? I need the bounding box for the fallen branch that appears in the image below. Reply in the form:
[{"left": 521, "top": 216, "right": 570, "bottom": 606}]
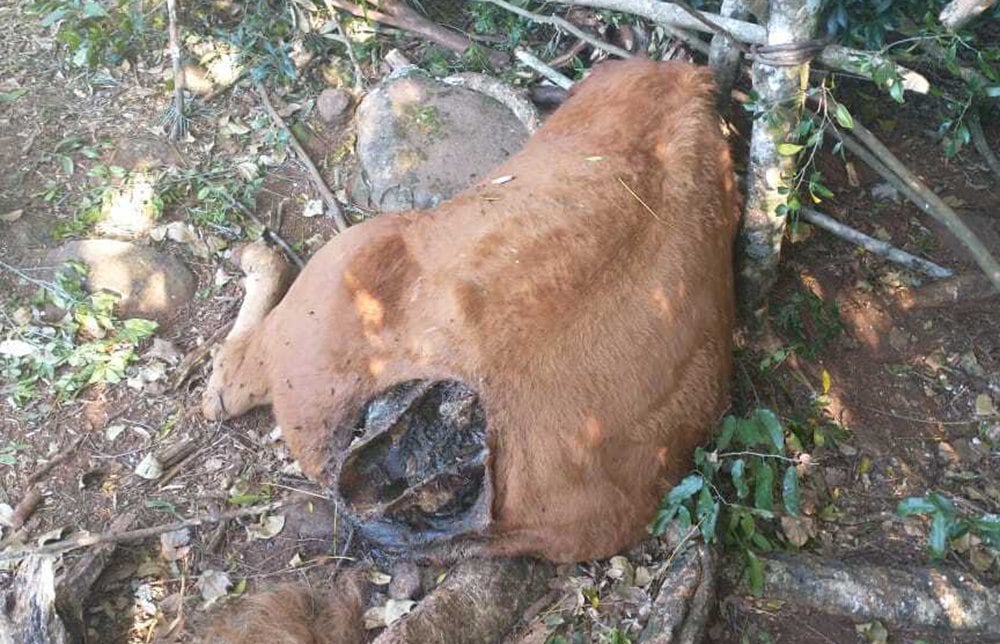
[
  {"left": 26, "top": 434, "right": 86, "bottom": 487},
  {"left": 939, "top": 0, "right": 998, "bottom": 31},
  {"left": 477, "top": 0, "right": 634, "bottom": 60},
  {"left": 224, "top": 195, "right": 306, "bottom": 269},
  {"left": 514, "top": 48, "right": 575, "bottom": 89},
  {"left": 325, "top": 0, "right": 508, "bottom": 68},
  {"left": 255, "top": 81, "right": 349, "bottom": 232},
  {"left": 55, "top": 511, "right": 137, "bottom": 640},
  {"left": 724, "top": 552, "right": 1000, "bottom": 636},
  {"left": 551, "top": 1, "right": 928, "bottom": 93},
  {"left": 169, "top": 320, "right": 234, "bottom": 391},
  {"left": 800, "top": 208, "right": 954, "bottom": 280},
  {"left": 836, "top": 106, "right": 1000, "bottom": 291},
  {"left": 0, "top": 500, "right": 291, "bottom": 562},
  {"left": 895, "top": 272, "right": 999, "bottom": 310},
  {"left": 968, "top": 111, "right": 1000, "bottom": 181}
]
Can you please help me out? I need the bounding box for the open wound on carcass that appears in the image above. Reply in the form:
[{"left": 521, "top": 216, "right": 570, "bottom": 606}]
[{"left": 336, "top": 380, "right": 492, "bottom": 550}]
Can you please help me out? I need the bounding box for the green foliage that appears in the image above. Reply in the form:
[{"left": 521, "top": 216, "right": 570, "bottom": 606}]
[
  {"left": 650, "top": 409, "right": 812, "bottom": 595},
  {"left": 897, "top": 493, "right": 1000, "bottom": 559},
  {"left": 467, "top": 1, "right": 536, "bottom": 51},
  {"left": 758, "top": 290, "right": 843, "bottom": 373},
  {"left": 27, "top": 0, "right": 156, "bottom": 68},
  {"left": 0, "top": 262, "right": 157, "bottom": 405}
]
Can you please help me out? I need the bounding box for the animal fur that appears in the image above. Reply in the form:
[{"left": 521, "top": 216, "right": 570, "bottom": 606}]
[{"left": 203, "top": 56, "right": 736, "bottom": 588}]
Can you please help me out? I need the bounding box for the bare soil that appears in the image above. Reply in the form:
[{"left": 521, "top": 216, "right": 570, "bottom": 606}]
[{"left": 1, "top": 3, "right": 998, "bottom": 643}]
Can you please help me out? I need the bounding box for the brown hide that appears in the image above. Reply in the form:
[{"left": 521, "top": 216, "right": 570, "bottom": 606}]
[{"left": 204, "top": 59, "right": 738, "bottom": 563}]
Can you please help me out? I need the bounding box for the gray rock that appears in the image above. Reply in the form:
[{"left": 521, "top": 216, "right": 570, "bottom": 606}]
[
  {"left": 317, "top": 88, "right": 353, "bottom": 125},
  {"left": 47, "top": 240, "right": 196, "bottom": 324},
  {"left": 351, "top": 70, "right": 529, "bottom": 213}
]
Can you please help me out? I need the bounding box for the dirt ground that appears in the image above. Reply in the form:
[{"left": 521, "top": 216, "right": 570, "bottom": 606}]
[{"left": 1, "top": 2, "right": 998, "bottom": 643}]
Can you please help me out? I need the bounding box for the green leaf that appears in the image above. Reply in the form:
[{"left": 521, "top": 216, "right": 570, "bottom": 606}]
[
  {"left": 717, "top": 415, "right": 737, "bottom": 450},
  {"left": 0, "top": 89, "right": 28, "bottom": 103},
  {"left": 40, "top": 7, "right": 68, "bottom": 27},
  {"left": 929, "top": 511, "right": 948, "bottom": 558},
  {"left": 745, "top": 550, "right": 764, "bottom": 595},
  {"left": 82, "top": 1, "right": 109, "bottom": 18},
  {"left": 777, "top": 143, "right": 804, "bottom": 156},
  {"left": 731, "top": 458, "right": 749, "bottom": 499},
  {"left": 649, "top": 504, "right": 679, "bottom": 536},
  {"left": 753, "top": 459, "right": 774, "bottom": 512},
  {"left": 834, "top": 103, "right": 854, "bottom": 129},
  {"left": 696, "top": 486, "right": 720, "bottom": 542},
  {"left": 897, "top": 496, "right": 936, "bottom": 516},
  {"left": 782, "top": 465, "right": 801, "bottom": 516},
  {"left": 665, "top": 474, "right": 704, "bottom": 505},
  {"left": 986, "top": 86, "right": 1000, "bottom": 98},
  {"left": 754, "top": 409, "right": 784, "bottom": 451}
]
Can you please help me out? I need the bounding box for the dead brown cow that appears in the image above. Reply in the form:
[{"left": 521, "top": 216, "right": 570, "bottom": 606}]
[{"left": 202, "top": 58, "right": 737, "bottom": 635}]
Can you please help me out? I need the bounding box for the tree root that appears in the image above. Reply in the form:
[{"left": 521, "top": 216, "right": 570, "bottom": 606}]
[{"left": 723, "top": 552, "right": 1000, "bottom": 637}]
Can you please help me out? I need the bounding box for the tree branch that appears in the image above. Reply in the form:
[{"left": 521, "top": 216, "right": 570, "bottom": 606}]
[
  {"left": 800, "top": 208, "right": 954, "bottom": 279},
  {"left": 255, "top": 81, "right": 349, "bottom": 232}
]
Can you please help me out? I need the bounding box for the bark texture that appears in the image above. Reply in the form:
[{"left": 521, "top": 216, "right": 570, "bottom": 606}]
[{"left": 737, "top": 0, "right": 822, "bottom": 308}]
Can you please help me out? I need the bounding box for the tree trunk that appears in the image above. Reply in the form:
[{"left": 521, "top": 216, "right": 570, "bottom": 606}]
[{"left": 737, "top": 0, "right": 822, "bottom": 309}]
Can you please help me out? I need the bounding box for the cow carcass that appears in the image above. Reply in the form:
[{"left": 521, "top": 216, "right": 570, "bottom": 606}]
[{"left": 203, "top": 59, "right": 738, "bottom": 563}]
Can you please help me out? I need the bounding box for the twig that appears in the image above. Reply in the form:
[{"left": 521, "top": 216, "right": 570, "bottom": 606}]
[
  {"left": 169, "top": 320, "right": 234, "bottom": 391},
  {"left": 165, "top": 0, "right": 187, "bottom": 140},
  {"left": 967, "top": 111, "right": 1000, "bottom": 181},
  {"left": 799, "top": 208, "right": 954, "bottom": 280},
  {"left": 255, "top": 81, "right": 350, "bottom": 232},
  {"left": 0, "top": 500, "right": 293, "bottom": 562},
  {"left": 224, "top": 195, "right": 306, "bottom": 269},
  {"left": 10, "top": 487, "right": 43, "bottom": 531},
  {"left": 513, "top": 48, "right": 575, "bottom": 89},
  {"left": 477, "top": 0, "right": 634, "bottom": 60},
  {"left": 548, "top": 38, "right": 588, "bottom": 67},
  {"left": 324, "top": 0, "right": 508, "bottom": 68},
  {"left": 26, "top": 434, "right": 86, "bottom": 486},
  {"left": 839, "top": 108, "right": 1000, "bottom": 291}
]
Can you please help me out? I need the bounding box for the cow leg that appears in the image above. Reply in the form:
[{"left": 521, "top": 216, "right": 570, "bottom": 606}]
[{"left": 202, "top": 242, "right": 293, "bottom": 420}]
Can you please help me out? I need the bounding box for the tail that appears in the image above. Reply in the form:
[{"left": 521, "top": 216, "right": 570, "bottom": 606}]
[{"left": 201, "top": 573, "right": 366, "bottom": 644}]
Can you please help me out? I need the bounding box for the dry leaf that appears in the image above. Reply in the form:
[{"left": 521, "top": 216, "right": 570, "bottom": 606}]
[
  {"left": 368, "top": 570, "right": 392, "bottom": 586},
  {"left": 780, "top": 515, "right": 816, "bottom": 547},
  {"left": 0, "top": 339, "right": 36, "bottom": 358},
  {"left": 302, "top": 199, "right": 324, "bottom": 218},
  {"left": 135, "top": 453, "right": 163, "bottom": 480},
  {"left": 197, "top": 569, "right": 232, "bottom": 607},
  {"left": 491, "top": 175, "right": 514, "bottom": 185},
  {"left": 247, "top": 514, "right": 285, "bottom": 540},
  {"left": 160, "top": 528, "right": 192, "bottom": 561},
  {"left": 146, "top": 338, "right": 182, "bottom": 365},
  {"left": 104, "top": 424, "right": 126, "bottom": 441},
  {"left": 0, "top": 209, "right": 23, "bottom": 222},
  {"left": 976, "top": 394, "right": 997, "bottom": 417}
]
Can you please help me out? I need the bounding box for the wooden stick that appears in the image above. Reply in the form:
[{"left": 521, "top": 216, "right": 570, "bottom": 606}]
[
  {"left": 800, "top": 208, "right": 954, "bottom": 279},
  {"left": 255, "top": 82, "right": 350, "bottom": 232},
  {"left": 477, "top": 0, "right": 634, "bottom": 60},
  {"left": 169, "top": 320, "right": 234, "bottom": 391},
  {"left": 968, "top": 111, "right": 1000, "bottom": 181},
  {"left": 224, "top": 195, "right": 306, "bottom": 269},
  {"left": 839, "top": 108, "right": 1000, "bottom": 291},
  {"left": 165, "top": 0, "right": 186, "bottom": 140},
  {"left": 325, "top": 0, "right": 508, "bottom": 68},
  {"left": 551, "top": 1, "right": 928, "bottom": 93},
  {"left": 514, "top": 49, "right": 575, "bottom": 89},
  {"left": 0, "top": 500, "right": 292, "bottom": 562}
]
